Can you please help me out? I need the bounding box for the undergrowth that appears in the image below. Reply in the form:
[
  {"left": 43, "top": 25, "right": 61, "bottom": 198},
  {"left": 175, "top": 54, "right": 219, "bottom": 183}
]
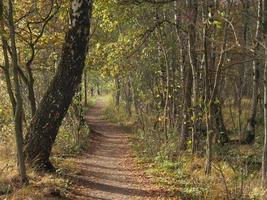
[
  {"left": 0, "top": 92, "right": 94, "bottom": 199},
  {"left": 102, "top": 96, "right": 266, "bottom": 200},
  {"left": 102, "top": 94, "right": 136, "bottom": 126}
]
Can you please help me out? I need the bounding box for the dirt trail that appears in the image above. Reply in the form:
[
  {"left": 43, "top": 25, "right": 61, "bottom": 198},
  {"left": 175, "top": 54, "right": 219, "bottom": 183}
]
[{"left": 68, "top": 99, "right": 168, "bottom": 200}]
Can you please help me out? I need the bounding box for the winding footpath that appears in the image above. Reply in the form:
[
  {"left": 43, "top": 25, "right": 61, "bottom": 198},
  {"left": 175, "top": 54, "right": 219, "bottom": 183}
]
[{"left": 68, "top": 99, "right": 169, "bottom": 200}]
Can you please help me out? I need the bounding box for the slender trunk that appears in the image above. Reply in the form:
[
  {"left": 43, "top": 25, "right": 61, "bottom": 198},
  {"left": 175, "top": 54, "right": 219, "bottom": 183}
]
[
  {"left": 84, "top": 69, "right": 88, "bottom": 106},
  {"left": 187, "top": 0, "right": 199, "bottom": 154},
  {"left": 203, "top": 0, "right": 213, "bottom": 175},
  {"left": 115, "top": 75, "right": 121, "bottom": 110},
  {"left": 125, "top": 76, "right": 132, "bottom": 117},
  {"left": 245, "top": 0, "right": 263, "bottom": 144},
  {"left": 262, "top": 36, "right": 267, "bottom": 188},
  {"left": 180, "top": 67, "right": 193, "bottom": 150},
  {"left": 97, "top": 81, "right": 101, "bottom": 95},
  {"left": 237, "top": 0, "right": 250, "bottom": 142},
  {"left": 212, "top": 101, "right": 229, "bottom": 143},
  {"left": 175, "top": 0, "right": 192, "bottom": 151},
  {"left": 205, "top": 105, "right": 213, "bottom": 175},
  {"left": 24, "top": 0, "right": 93, "bottom": 171},
  {"left": 7, "top": 0, "right": 28, "bottom": 183},
  {"left": 261, "top": 0, "right": 267, "bottom": 188},
  {"left": 0, "top": 1, "right": 16, "bottom": 114},
  {"left": 78, "top": 83, "right": 84, "bottom": 126},
  {"left": 161, "top": 37, "right": 170, "bottom": 142},
  {"left": 1, "top": 34, "right": 16, "bottom": 114},
  {"left": 91, "top": 87, "right": 94, "bottom": 96},
  {"left": 204, "top": 19, "right": 212, "bottom": 175}
]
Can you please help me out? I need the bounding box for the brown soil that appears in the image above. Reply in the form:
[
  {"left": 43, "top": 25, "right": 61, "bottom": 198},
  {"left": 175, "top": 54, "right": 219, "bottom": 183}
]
[{"left": 67, "top": 99, "right": 170, "bottom": 200}]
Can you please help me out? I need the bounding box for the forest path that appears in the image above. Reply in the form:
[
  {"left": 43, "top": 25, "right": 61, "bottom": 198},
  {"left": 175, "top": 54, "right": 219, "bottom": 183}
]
[{"left": 68, "top": 98, "right": 168, "bottom": 200}]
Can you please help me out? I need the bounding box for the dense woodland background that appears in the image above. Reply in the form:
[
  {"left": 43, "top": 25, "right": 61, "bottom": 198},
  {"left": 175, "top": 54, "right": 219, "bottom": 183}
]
[{"left": 2, "top": 0, "right": 267, "bottom": 199}]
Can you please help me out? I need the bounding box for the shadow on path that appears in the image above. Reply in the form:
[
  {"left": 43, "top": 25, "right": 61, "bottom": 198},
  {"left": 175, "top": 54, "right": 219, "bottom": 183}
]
[{"left": 67, "top": 99, "right": 168, "bottom": 200}]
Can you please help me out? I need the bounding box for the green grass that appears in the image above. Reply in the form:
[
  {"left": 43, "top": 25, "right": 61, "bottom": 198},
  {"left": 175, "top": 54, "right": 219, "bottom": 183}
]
[
  {"left": 102, "top": 94, "right": 136, "bottom": 126},
  {"left": 86, "top": 96, "right": 97, "bottom": 108}
]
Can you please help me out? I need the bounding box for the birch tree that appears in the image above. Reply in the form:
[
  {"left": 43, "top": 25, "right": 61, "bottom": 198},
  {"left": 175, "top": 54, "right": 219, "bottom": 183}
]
[{"left": 24, "top": 0, "right": 93, "bottom": 171}]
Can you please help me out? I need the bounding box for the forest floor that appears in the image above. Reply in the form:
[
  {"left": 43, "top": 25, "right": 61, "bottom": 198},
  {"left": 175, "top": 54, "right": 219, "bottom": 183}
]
[{"left": 66, "top": 99, "right": 171, "bottom": 200}]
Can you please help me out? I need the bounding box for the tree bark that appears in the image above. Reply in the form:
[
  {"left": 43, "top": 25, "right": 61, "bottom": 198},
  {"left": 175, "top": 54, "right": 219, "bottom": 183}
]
[
  {"left": 97, "top": 81, "right": 101, "bottom": 95},
  {"left": 84, "top": 69, "right": 88, "bottom": 106},
  {"left": 7, "top": 0, "right": 28, "bottom": 183},
  {"left": 1, "top": 34, "right": 16, "bottom": 114},
  {"left": 204, "top": 16, "right": 212, "bottom": 175},
  {"left": 115, "top": 75, "right": 121, "bottom": 110},
  {"left": 187, "top": 0, "right": 199, "bottom": 154},
  {"left": 244, "top": 0, "right": 263, "bottom": 144},
  {"left": 25, "top": 64, "right": 37, "bottom": 116},
  {"left": 24, "top": 0, "right": 93, "bottom": 171},
  {"left": 174, "top": 0, "right": 193, "bottom": 151},
  {"left": 262, "top": 33, "right": 267, "bottom": 188},
  {"left": 212, "top": 102, "right": 229, "bottom": 144},
  {"left": 204, "top": 0, "right": 213, "bottom": 175},
  {"left": 262, "top": 0, "right": 267, "bottom": 189},
  {"left": 125, "top": 76, "right": 132, "bottom": 117},
  {"left": 179, "top": 66, "right": 193, "bottom": 151}
]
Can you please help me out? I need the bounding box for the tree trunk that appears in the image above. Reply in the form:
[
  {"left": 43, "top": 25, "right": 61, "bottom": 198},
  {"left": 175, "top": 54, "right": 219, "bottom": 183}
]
[
  {"left": 174, "top": 0, "right": 192, "bottom": 151},
  {"left": 204, "top": 19, "right": 212, "bottom": 175},
  {"left": 24, "top": 0, "right": 93, "bottom": 171},
  {"left": 84, "top": 69, "right": 88, "bottom": 106},
  {"left": 115, "top": 75, "right": 121, "bottom": 110},
  {"left": 26, "top": 66, "right": 36, "bottom": 116},
  {"left": 237, "top": 0, "right": 250, "bottom": 142},
  {"left": 125, "top": 76, "right": 132, "bottom": 117},
  {"left": 7, "top": 0, "right": 28, "bottom": 183},
  {"left": 262, "top": 0, "right": 267, "bottom": 188},
  {"left": 179, "top": 66, "right": 193, "bottom": 150},
  {"left": 1, "top": 34, "right": 16, "bottom": 114},
  {"left": 97, "top": 81, "right": 101, "bottom": 95},
  {"left": 212, "top": 100, "right": 229, "bottom": 144},
  {"left": 262, "top": 34, "right": 267, "bottom": 188},
  {"left": 204, "top": 0, "right": 212, "bottom": 175},
  {"left": 90, "top": 87, "right": 94, "bottom": 96},
  {"left": 244, "top": 0, "right": 263, "bottom": 144},
  {"left": 187, "top": 0, "right": 199, "bottom": 154}
]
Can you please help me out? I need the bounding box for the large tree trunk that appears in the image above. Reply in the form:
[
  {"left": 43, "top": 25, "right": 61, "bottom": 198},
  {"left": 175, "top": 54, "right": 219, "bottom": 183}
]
[{"left": 24, "top": 0, "right": 93, "bottom": 171}]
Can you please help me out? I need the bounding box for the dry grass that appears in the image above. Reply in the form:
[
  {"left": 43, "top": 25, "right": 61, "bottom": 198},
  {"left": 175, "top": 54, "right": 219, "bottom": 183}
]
[{"left": 0, "top": 156, "right": 80, "bottom": 200}]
